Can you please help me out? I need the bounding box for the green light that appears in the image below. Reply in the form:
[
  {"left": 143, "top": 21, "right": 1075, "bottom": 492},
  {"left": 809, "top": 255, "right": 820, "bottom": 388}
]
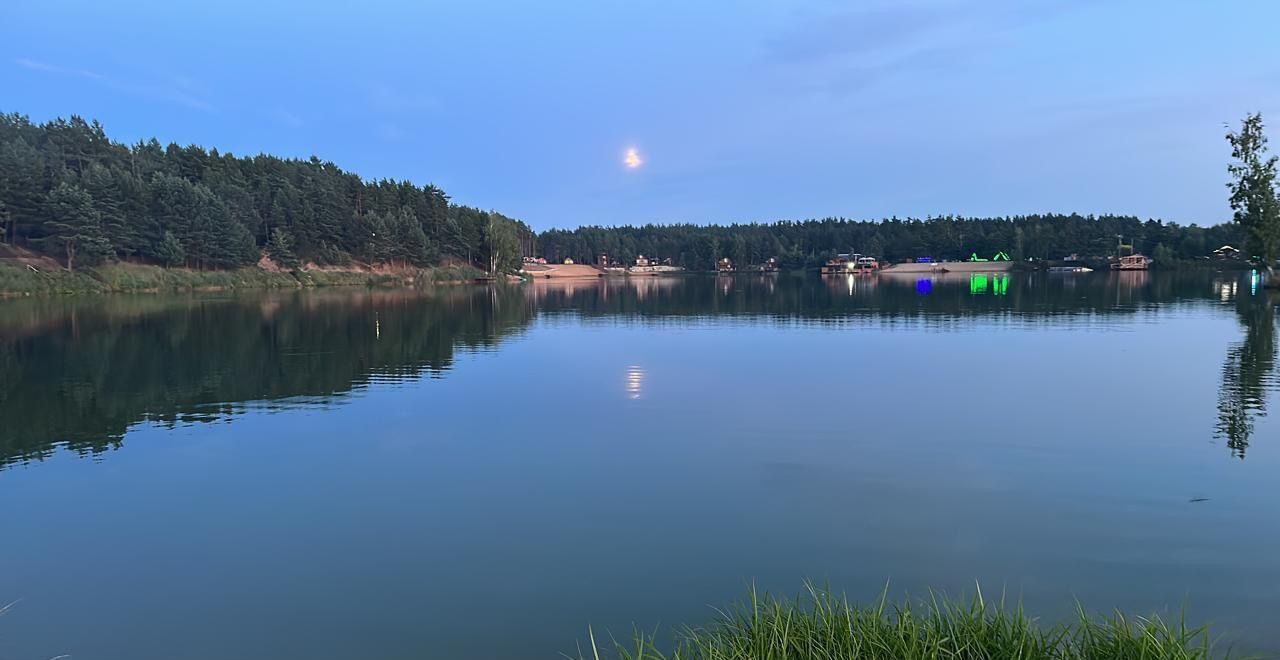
[
  {"left": 993, "top": 251, "right": 1010, "bottom": 261},
  {"left": 970, "top": 274, "right": 988, "bottom": 294}
]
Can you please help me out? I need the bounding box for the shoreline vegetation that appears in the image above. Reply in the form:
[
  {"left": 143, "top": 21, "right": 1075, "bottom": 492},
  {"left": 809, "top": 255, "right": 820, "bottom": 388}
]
[
  {"left": 0, "top": 112, "right": 532, "bottom": 292},
  {"left": 580, "top": 586, "right": 1224, "bottom": 660},
  {"left": 0, "top": 253, "right": 1254, "bottom": 297},
  {"left": 0, "top": 257, "right": 486, "bottom": 296},
  {"left": 2, "top": 111, "right": 1278, "bottom": 298}
]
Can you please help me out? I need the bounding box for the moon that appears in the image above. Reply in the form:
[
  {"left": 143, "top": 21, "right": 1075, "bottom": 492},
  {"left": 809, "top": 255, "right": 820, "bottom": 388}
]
[{"left": 624, "top": 147, "right": 643, "bottom": 169}]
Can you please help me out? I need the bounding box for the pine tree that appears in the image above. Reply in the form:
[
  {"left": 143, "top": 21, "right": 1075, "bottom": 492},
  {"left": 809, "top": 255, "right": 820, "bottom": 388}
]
[
  {"left": 155, "top": 230, "right": 185, "bottom": 266},
  {"left": 82, "top": 163, "right": 134, "bottom": 258},
  {"left": 42, "top": 182, "right": 111, "bottom": 271},
  {"left": 0, "top": 136, "right": 45, "bottom": 245},
  {"left": 267, "top": 227, "right": 300, "bottom": 269}
]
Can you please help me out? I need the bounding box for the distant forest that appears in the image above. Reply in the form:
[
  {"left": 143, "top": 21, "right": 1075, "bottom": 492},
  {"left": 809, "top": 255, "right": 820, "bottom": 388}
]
[
  {"left": 0, "top": 112, "right": 1245, "bottom": 274},
  {"left": 537, "top": 215, "right": 1243, "bottom": 271},
  {"left": 0, "top": 113, "right": 531, "bottom": 272}
]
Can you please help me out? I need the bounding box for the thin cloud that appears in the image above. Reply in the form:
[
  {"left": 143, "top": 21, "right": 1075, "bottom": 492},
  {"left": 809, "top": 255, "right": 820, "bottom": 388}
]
[
  {"left": 769, "top": 0, "right": 1089, "bottom": 64},
  {"left": 16, "top": 57, "right": 106, "bottom": 80},
  {"left": 14, "top": 57, "right": 215, "bottom": 112},
  {"left": 767, "top": 5, "right": 961, "bottom": 64},
  {"left": 764, "top": 1, "right": 1094, "bottom": 97}
]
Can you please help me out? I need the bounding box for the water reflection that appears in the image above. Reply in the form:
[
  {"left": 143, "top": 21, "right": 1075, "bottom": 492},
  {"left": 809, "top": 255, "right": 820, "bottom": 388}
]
[
  {"left": 0, "top": 287, "right": 532, "bottom": 468},
  {"left": 1216, "top": 290, "right": 1279, "bottom": 457},
  {"left": 2, "top": 272, "right": 1276, "bottom": 468},
  {"left": 968, "top": 274, "right": 1009, "bottom": 295},
  {"left": 625, "top": 365, "right": 645, "bottom": 400}
]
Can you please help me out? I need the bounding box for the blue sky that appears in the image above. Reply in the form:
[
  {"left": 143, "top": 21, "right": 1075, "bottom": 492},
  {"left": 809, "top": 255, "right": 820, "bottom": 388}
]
[{"left": 5, "top": 0, "right": 1280, "bottom": 231}]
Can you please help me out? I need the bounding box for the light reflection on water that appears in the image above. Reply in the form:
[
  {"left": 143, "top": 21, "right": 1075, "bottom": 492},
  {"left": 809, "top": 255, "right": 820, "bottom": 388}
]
[{"left": 626, "top": 365, "right": 645, "bottom": 400}]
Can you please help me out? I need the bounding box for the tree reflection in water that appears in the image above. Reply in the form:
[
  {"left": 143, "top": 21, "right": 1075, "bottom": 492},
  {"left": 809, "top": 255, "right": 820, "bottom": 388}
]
[
  {"left": 1216, "top": 287, "right": 1279, "bottom": 458},
  {"left": 2, "top": 272, "right": 1273, "bottom": 468}
]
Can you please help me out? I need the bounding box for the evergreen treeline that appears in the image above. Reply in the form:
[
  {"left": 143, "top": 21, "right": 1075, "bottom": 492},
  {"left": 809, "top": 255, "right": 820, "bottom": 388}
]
[
  {"left": 0, "top": 113, "right": 530, "bottom": 272},
  {"left": 537, "top": 215, "right": 1242, "bottom": 270},
  {"left": 0, "top": 112, "right": 1254, "bottom": 276}
]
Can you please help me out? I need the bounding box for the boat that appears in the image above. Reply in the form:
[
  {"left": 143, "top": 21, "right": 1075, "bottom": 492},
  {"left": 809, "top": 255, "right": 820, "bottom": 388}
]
[
  {"left": 1048, "top": 266, "right": 1093, "bottom": 273},
  {"left": 1111, "top": 254, "right": 1152, "bottom": 271}
]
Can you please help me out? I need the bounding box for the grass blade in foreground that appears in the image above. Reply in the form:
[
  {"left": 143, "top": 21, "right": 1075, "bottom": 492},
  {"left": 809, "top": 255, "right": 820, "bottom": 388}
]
[{"left": 579, "top": 585, "right": 1233, "bottom": 660}]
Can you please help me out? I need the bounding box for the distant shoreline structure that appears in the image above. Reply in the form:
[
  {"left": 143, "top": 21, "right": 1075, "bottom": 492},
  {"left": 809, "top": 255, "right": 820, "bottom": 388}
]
[{"left": 880, "top": 261, "right": 1016, "bottom": 274}]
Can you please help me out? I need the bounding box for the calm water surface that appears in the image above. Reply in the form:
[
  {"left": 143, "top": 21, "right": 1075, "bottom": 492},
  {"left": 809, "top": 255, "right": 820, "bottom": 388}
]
[{"left": 2, "top": 272, "right": 1279, "bottom": 659}]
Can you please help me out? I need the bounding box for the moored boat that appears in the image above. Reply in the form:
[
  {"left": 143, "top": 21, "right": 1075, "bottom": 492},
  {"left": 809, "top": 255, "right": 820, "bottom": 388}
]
[{"left": 1111, "top": 255, "right": 1152, "bottom": 270}]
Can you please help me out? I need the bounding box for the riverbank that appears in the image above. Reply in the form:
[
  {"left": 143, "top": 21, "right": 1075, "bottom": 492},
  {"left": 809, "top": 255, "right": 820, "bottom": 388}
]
[
  {"left": 0, "top": 260, "right": 487, "bottom": 297},
  {"left": 582, "top": 586, "right": 1218, "bottom": 660}
]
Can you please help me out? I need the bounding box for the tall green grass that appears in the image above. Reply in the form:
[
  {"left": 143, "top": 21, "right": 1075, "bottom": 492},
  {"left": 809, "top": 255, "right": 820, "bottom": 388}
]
[
  {"left": 0, "top": 263, "right": 105, "bottom": 295},
  {"left": 0, "top": 261, "right": 491, "bottom": 295},
  {"left": 581, "top": 585, "right": 1231, "bottom": 660},
  {"left": 93, "top": 263, "right": 301, "bottom": 291}
]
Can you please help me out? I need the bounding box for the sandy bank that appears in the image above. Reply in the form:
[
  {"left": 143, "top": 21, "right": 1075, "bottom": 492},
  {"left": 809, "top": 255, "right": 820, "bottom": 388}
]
[{"left": 521, "top": 264, "right": 604, "bottom": 279}]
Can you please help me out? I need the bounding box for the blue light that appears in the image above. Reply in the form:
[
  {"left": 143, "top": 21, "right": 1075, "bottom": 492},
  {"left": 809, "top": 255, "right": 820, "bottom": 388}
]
[{"left": 916, "top": 278, "right": 932, "bottom": 295}]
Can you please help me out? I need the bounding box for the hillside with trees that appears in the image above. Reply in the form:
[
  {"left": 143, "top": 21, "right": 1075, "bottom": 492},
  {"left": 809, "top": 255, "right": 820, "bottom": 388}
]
[
  {"left": 1, "top": 112, "right": 1264, "bottom": 279},
  {"left": 536, "top": 214, "right": 1243, "bottom": 271},
  {"left": 0, "top": 113, "right": 531, "bottom": 274}
]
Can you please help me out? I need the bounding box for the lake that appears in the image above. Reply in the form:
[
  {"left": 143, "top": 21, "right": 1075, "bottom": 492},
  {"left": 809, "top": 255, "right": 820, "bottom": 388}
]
[{"left": 2, "top": 271, "right": 1279, "bottom": 659}]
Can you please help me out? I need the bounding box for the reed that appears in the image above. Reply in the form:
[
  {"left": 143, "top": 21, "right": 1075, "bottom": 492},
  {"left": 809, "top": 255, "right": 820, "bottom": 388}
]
[{"left": 580, "top": 584, "right": 1228, "bottom": 660}]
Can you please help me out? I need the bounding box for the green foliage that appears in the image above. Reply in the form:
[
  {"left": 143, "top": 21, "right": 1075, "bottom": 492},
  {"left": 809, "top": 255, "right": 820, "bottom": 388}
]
[
  {"left": 581, "top": 586, "right": 1223, "bottom": 660},
  {"left": 41, "top": 182, "right": 112, "bottom": 271},
  {"left": 155, "top": 230, "right": 185, "bottom": 267},
  {"left": 267, "top": 227, "right": 301, "bottom": 269},
  {"left": 423, "top": 263, "right": 486, "bottom": 282},
  {"left": 0, "top": 115, "right": 51, "bottom": 245},
  {"left": 482, "top": 211, "right": 523, "bottom": 273},
  {"left": 147, "top": 173, "right": 257, "bottom": 269},
  {"left": 0, "top": 112, "right": 532, "bottom": 272},
  {"left": 1226, "top": 113, "right": 1280, "bottom": 270},
  {"left": 0, "top": 262, "right": 106, "bottom": 294},
  {"left": 89, "top": 263, "right": 300, "bottom": 291},
  {"left": 314, "top": 240, "right": 350, "bottom": 266},
  {"left": 82, "top": 162, "right": 136, "bottom": 256},
  {"left": 538, "top": 215, "right": 1242, "bottom": 270}
]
